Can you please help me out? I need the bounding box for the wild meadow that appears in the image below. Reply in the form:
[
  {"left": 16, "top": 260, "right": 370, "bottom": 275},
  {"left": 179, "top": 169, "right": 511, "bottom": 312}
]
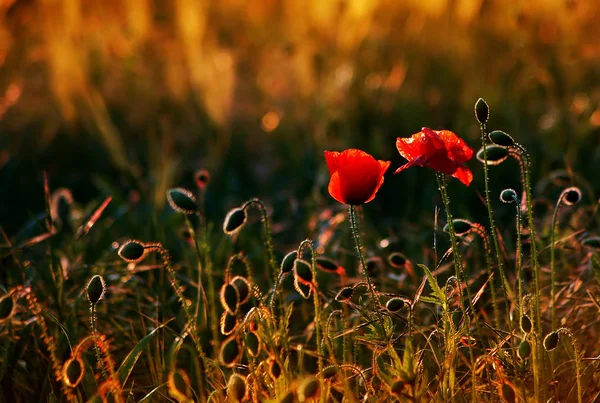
[{"left": 1, "top": 1, "right": 600, "bottom": 402}]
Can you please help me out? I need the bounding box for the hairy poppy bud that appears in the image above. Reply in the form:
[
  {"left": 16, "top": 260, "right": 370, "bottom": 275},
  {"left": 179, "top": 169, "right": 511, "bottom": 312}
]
[
  {"left": 335, "top": 287, "right": 354, "bottom": 302},
  {"left": 562, "top": 187, "right": 582, "bottom": 206},
  {"left": 86, "top": 275, "right": 106, "bottom": 305},
  {"left": 294, "top": 259, "right": 313, "bottom": 285},
  {"left": 387, "top": 252, "right": 407, "bottom": 268},
  {"left": 520, "top": 315, "right": 532, "bottom": 334},
  {"left": 386, "top": 297, "right": 405, "bottom": 312},
  {"left": 297, "top": 377, "right": 320, "bottom": 402},
  {"left": 315, "top": 257, "right": 342, "bottom": 274},
  {"left": 63, "top": 357, "right": 85, "bottom": 388},
  {"left": 0, "top": 295, "right": 15, "bottom": 322},
  {"left": 231, "top": 276, "right": 251, "bottom": 305},
  {"left": 500, "top": 189, "right": 518, "bottom": 204},
  {"left": 444, "top": 219, "right": 472, "bottom": 236},
  {"left": 227, "top": 374, "right": 247, "bottom": 402},
  {"left": 220, "top": 283, "right": 240, "bottom": 315},
  {"left": 518, "top": 340, "right": 531, "bottom": 359},
  {"left": 219, "top": 336, "right": 242, "bottom": 367},
  {"left": 220, "top": 311, "right": 237, "bottom": 335},
  {"left": 223, "top": 208, "right": 247, "bottom": 235},
  {"left": 488, "top": 130, "right": 514, "bottom": 147},
  {"left": 321, "top": 365, "right": 339, "bottom": 379},
  {"left": 167, "top": 188, "right": 198, "bottom": 215},
  {"left": 582, "top": 236, "right": 600, "bottom": 251},
  {"left": 268, "top": 358, "right": 281, "bottom": 380},
  {"left": 118, "top": 240, "right": 146, "bottom": 263},
  {"left": 477, "top": 145, "right": 509, "bottom": 166},
  {"left": 543, "top": 331, "right": 560, "bottom": 351},
  {"left": 390, "top": 379, "right": 405, "bottom": 396},
  {"left": 245, "top": 331, "right": 261, "bottom": 357},
  {"left": 474, "top": 98, "right": 490, "bottom": 124},
  {"left": 280, "top": 251, "right": 297, "bottom": 274}
]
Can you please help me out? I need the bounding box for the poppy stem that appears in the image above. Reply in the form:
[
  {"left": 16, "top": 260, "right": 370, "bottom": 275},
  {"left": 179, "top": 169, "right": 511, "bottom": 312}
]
[
  {"left": 435, "top": 172, "right": 477, "bottom": 402},
  {"left": 243, "top": 198, "right": 278, "bottom": 288},
  {"left": 348, "top": 205, "right": 381, "bottom": 307}
]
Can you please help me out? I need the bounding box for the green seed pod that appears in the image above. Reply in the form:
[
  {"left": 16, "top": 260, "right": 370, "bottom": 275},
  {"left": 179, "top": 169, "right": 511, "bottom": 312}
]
[
  {"left": 321, "top": 365, "right": 339, "bottom": 380},
  {"left": 231, "top": 276, "right": 251, "bottom": 305},
  {"left": 444, "top": 219, "right": 472, "bottom": 236},
  {"left": 117, "top": 240, "right": 146, "bottom": 263},
  {"left": 386, "top": 297, "right": 406, "bottom": 312},
  {"left": 518, "top": 339, "right": 531, "bottom": 359},
  {"left": 281, "top": 250, "right": 297, "bottom": 274},
  {"left": 474, "top": 98, "right": 489, "bottom": 124},
  {"left": 220, "top": 283, "right": 240, "bottom": 314},
  {"left": 245, "top": 330, "right": 261, "bottom": 357},
  {"left": 167, "top": 188, "right": 198, "bottom": 215},
  {"left": 227, "top": 374, "right": 247, "bottom": 402},
  {"left": 220, "top": 311, "right": 237, "bottom": 335},
  {"left": 500, "top": 189, "right": 518, "bottom": 204},
  {"left": 582, "top": 236, "right": 600, "bottom": 251},
  {"left": 562, "top": 187, "right": 582, "bottom": 206},
  {"left": 294, "top": 259, "right": 313, "bottom": 285},
  {"left": 488, "top": 130, "right": 515, "bottom": 147},
  {"left": 223, "top": 207, "right": 248, "bottom": 235},
  {"left": 219, "top": 336, "right": 242, "bottom": 367},
  {"left": 387, "top": 252, "right": 407, "bottom": 268},
  {"left": 543, "top": 331, "right": 560, "bottom": 351},
  {"left": 62, "top": 357, "right": 85, "bottom": 388},
  {"left": 0, "top": 295, "right": 15, "bottom": 322},
  {"left": 476, "top": 145, "right": 509, "bottom": 166},
  {"left": 520, "top": 315, "right": 532, "bottom": 334},
  {"left": 297, "top": 377, "right": 319, "bottom": 402},
  {"left": 86, "top": 275, "right": 106, "bottom": 305},
  {"left": 335, "top": 287, "right": 354, "bottom": 302}
]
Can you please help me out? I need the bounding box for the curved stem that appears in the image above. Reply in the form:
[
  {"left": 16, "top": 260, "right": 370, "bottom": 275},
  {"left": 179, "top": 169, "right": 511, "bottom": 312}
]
[
  {"left": 550, "top": 195, "right": 564, "bottom": 333},
  {"left": 435, "top": 172, "right": 477, "bottom": 402},
  {"left": 348, "top": 205, "right": 381, "bottom": 307}
]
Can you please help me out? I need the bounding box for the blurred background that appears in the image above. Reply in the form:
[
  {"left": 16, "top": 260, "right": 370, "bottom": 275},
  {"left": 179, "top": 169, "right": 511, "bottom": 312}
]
[{"left": 1, "top": 0, "right": 600, "bottom": 236}]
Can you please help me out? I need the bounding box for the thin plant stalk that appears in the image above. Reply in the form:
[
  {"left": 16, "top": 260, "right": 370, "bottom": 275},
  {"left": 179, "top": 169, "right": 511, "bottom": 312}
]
[
  {"left": 348, "top": 205, "right": 381, "bottom": 307},
  {"left": 243, "top": 198, "right": 278, "bottom": 286},
  {"left": 184, "top": 216, "right": 219, "bottom": 348},
  {"left": 470, "top": 223, "right": 501, "bottom": 330},
  {"left": 435, "top": 172, "right": 477, "bottom": 402},
  {"left": 90, "top": 303, "right": 108, "bottom": 379},
  {"left": 550, "top": 193, "right": 566, "bottom": 333}
]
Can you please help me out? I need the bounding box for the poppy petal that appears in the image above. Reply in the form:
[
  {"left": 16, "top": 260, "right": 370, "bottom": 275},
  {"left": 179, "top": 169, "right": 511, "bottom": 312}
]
[
  {"left": 327, "top": 171, "right": 346, "bottom": 204},
  {"left": 324, "top": 151, "right": 341, "bottom": 176},
  {"left": 452, "top": 166, "right": 473, "bottom": 186}
]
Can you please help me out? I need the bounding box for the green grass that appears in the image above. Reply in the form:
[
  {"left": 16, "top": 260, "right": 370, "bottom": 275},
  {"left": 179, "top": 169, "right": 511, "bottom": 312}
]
[{"left": 1, "top": 101, "right": 600, "bottom": 403}]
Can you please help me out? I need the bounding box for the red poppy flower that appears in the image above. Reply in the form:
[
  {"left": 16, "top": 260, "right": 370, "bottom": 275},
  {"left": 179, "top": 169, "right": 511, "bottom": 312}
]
[
  {"left": 395, "top": 127, "right": 474, "bottom": 186},
  {"left": 324, "top": 149, "right": 391, "bottom": 205}
]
